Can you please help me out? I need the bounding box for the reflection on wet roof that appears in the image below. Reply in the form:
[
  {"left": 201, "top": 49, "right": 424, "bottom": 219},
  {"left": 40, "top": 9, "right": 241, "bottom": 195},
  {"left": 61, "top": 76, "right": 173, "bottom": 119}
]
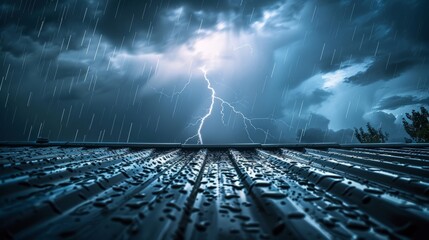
[{"left": 1, "top": 143, "right": 428, "bottom": 239}]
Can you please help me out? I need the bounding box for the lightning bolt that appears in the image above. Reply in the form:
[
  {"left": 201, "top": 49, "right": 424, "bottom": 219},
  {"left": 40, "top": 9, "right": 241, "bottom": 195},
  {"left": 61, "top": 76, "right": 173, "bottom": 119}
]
[
  {"left": 185, "top": 67, "right": 276, "bottom": 144},
  {"left": 152, "top": 71, "right": 193, "bottom": 100},
  {"left": 184, "top": 67, "right": 214, "bottom": 144},
  {"left": 233, "top": 44, "right": 254, "bottom": 55},
  {"left": 151, "top": 62, "right": 195, "bottom": 118},
  {"left": 148, "top": 56, "right": 288, "bottom": 144}
]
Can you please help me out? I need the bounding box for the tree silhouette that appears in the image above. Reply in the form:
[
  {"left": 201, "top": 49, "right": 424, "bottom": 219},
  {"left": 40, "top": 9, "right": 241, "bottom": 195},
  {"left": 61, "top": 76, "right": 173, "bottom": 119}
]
[
  {"left": 402, "top": 106, "right": 429, "bottom": 143},
  {"left": 354, "top": 122, "right": 389, "bottom": 143}
]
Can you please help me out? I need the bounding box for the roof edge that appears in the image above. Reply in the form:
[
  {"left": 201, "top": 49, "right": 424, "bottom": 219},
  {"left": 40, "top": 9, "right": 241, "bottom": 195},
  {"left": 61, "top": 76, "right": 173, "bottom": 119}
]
[{"left": 1, "top": 141, "right": 428, "bottom": 149}]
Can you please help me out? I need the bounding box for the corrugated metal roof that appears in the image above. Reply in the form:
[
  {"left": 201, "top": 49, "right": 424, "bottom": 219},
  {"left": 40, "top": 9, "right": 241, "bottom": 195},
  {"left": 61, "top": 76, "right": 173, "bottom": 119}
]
[{"left": 1, "top": 143, "right": 428, "bottom": 239}]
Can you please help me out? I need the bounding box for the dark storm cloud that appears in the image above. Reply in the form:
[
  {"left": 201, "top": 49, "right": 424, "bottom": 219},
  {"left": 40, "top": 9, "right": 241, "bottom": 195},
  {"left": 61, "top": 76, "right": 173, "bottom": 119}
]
[
  {"left": 0, "top": 0, "right": 98, "bottom": 52},
  {"left": 307, "top": 89, "right": 332, "bottom": 106},
  {"left": 308, "top": 114, "right": 330, "bottom": 129},
  {"left": 364, "top": 111, "right": 407, "bottom": 142},
  {"left": 274, "top": 0, "right": 428, "bottom": 144},
  {"left": 0, "top": 0, "right": 289, "bottom": 54},
  {"left": 295, "top": 114, "right": 354, "bottom": 143},
  {"left": 346, "top": 53, "right": 421, "bottom": 85},
  {"left": 1, "top": 0, "right": 428, "bottom": 144},
  {"left": 376, "top": 95, "right": 429, "bottom": 110},
  {"left": 296, "top": 110, "right": 405, "bottom": 143},
  {"left": 56, "top": 87, "right": 85, "bottom": 101},
  {"left": 279, "top": 89, "right": 332, "bottom": 123},
  {"left": 0, "top": 28, "right": 39, "bottom": 57},
  {"left": 294, "top": 0, "right": 429, "bottom": 86},
  {"left": 53, "top": 60, "right": 88, "bottom": 80},
  {"left": 377, "top": 0, "right": 429, "bottom": 44},
  {"left": 96, "top": 0, "right": 294, "bottom": 51}
]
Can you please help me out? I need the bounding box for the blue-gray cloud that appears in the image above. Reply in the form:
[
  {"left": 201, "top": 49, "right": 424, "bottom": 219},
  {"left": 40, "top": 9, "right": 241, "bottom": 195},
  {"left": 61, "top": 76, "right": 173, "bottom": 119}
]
[{"left": 376, "top": 96, "right": 429, "bottom": 110}]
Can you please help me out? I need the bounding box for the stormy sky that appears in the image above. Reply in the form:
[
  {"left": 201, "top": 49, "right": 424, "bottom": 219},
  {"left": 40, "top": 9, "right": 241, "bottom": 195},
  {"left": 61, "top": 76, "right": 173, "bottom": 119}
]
[{"left": 0, "top": 0, "right": 428, "bottom": 144}]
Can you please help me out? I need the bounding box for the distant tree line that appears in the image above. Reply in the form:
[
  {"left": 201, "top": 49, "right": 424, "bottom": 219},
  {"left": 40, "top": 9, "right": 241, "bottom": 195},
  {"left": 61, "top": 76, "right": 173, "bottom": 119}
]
[
  {"left": 355, "top": 106, "right": 429, "bottom": 143},
  {"left": 354, "top": 123, "right": 388, "bottom": 143}
]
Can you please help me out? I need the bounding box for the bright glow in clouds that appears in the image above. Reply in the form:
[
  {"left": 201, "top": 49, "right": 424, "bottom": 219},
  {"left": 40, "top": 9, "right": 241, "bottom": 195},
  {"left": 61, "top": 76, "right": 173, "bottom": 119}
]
[
  {"left": 107, "top": 3, "right": 306, "bottom": 143},
  {"left": 251, "top": 2, "right": 302, "bottom": 34},
  {"left": 322, "top": 59, "right": 373, "bottom": 89},
  {"left": 110, "top": 27, "right": 255, "bottom": 93},
  {"left": 109, "top": 2, "right": 299, "bottom": 93},
  {"left": 109, "top": 22, "right": 275, "bottom": 143},
  {"left": 295, "top": 58, "right": 374, "bottom": 94}
]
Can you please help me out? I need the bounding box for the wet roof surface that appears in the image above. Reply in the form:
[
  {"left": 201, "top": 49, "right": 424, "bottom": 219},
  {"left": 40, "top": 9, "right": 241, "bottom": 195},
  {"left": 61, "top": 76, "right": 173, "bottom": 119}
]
[{"left": 1, "top": 144, "right": 429, "bottom": 239}]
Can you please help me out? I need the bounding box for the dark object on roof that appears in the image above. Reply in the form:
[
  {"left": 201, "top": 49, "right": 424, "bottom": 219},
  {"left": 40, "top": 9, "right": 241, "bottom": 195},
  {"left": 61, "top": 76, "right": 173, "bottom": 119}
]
[
  {"left": 0, "top": 143, "right": 428, "bottom": 239},
  {"left": 35, "top": 137, "right": 49, "bottom": 144}
]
